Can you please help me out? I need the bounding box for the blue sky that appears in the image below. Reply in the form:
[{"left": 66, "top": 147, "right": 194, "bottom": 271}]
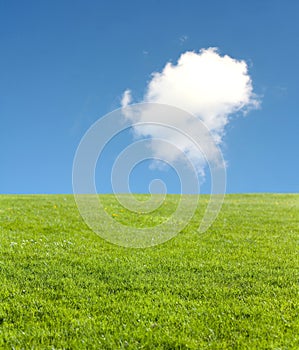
[{"left": 1, "top": 0, "right": 298, "bottom": 194}]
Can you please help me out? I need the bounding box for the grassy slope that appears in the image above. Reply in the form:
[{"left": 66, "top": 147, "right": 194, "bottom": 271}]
[{"left": 0, "top": 194, "right": 298, "bottom": 349}]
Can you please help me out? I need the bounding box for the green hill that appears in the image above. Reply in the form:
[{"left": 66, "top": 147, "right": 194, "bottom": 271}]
[{"left": 0, "top": 194, "right": 298, "bottom": 349}]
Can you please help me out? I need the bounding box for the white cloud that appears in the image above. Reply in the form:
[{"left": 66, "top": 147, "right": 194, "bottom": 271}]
[
  {"left": 121, "top": 89, "right": 132, "bottom": 108},
  {"left": 121, "top": 48, "right": 260, "bottom": 176}
]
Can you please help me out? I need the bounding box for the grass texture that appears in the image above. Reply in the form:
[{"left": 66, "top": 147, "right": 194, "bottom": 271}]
[{"left": 0, "top": 194, "right": 298, "bottom": 349}]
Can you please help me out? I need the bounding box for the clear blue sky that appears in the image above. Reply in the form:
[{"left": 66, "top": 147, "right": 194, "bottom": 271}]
[{"left": 1, "top": 0, "right": 298, "bottom": 194}]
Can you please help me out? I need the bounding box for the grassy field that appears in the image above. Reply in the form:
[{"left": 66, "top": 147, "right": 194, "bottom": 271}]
[{"left": 0, "top": 194, "right": 298, "bottom": 349}]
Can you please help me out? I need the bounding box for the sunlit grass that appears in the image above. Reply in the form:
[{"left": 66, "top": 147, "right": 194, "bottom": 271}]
[{"left": 0, "top": 194, "right": 298, "bottom": 349}]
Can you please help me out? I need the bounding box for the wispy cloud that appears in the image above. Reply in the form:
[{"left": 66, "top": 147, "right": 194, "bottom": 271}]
[
  {"left": 179, "top": 35, "right": 188, "bottom": 44},
  {"left": 121, "top": 89, "right": 132, "bottom": 108}
]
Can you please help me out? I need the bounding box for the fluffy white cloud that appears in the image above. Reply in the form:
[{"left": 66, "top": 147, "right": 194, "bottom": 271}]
[{"left": 121, "top": 48, "right": 260, "bottom": 175}]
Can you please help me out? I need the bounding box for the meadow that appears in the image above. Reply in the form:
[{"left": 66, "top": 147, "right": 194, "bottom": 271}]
[{"left": 0, "top": 194, "right": 298, "bottom": 349}]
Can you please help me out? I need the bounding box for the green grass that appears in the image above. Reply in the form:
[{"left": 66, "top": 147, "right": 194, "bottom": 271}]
[{"left": 0, "top": 194, "right": 298, "bottom": 349}]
